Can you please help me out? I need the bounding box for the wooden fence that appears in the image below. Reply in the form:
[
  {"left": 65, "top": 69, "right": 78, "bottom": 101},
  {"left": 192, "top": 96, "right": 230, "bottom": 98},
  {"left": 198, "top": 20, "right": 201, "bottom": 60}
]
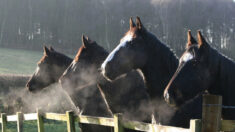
[{"left": 0, "top": 94, "right": 235, "bottom": 132}]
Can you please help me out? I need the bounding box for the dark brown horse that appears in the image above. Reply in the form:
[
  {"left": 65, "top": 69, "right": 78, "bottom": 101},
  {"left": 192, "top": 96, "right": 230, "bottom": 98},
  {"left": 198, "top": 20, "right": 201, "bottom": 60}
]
[
  {"left": 26, "top": 46, "right": 73, "bottom": 92},
  {"left": 101, "top": 17, "right": 202, "bottom": 127},
  {"left": 164, "top": 31, "right": 235, "bottom": 119},
  {"left": 59, "top": 36, "right": 153, "bottom": 132},
  {"left": 26, "top": 46, "right": 112, "bottom": 132}
]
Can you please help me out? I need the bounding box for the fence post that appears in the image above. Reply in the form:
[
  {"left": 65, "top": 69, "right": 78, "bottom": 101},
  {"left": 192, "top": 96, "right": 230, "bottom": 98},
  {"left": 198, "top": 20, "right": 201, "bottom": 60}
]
[
  {"left": 202, "top": 94, "right": 222, "bottom": 132},
  {"left": 151, "top": 123, "right": 157, "bottom": 132},
  {"left": 37, "top": 109, "right": 44, "bottom": 132},
  {"left": 190, "top": 119, "right": 201, "bottom": 132},
  {"left": 114, "top": 113, "right": 124, "bottom": 132},
  {"left": 66, "top": 111, "right": 75, "bottom": 132},
  {"left": 17, "top": 112, "right": 23, "bottom": 132},
  {"left": 1, "top": 113, "right": 7, "bottom": 132}
]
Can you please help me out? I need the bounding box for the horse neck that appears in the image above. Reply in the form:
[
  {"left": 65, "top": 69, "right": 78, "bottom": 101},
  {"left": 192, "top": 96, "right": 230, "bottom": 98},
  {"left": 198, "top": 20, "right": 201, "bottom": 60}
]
[
  {"left": 209, "top": 49, "right": 235, "bottom": 107},
  {"left": 73, "top": 50, "right": 110, "bottom": 116},
  {"left": 66, "top": 81, "right": 111, "bottom": 117},
  {"left": 141, "top": 38, "right": 178, "bottom": 99},
  {"left": 98, "top": 71, "right": 152, "bottom": 121},
  {"left": 52, "top": 55, "right": 73, "bottom": 80}
]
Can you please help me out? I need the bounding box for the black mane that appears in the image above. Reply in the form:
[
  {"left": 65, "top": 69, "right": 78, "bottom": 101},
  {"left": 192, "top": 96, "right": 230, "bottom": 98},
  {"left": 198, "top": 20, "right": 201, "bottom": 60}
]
[
  {"left": 49, "top": 50, "right": 73, "bottom": 67},
  {"left": 141, "top": 31, "right": 178, "bottom": 98},
  {"left": 207, "top": 46, "right": 235, "bottom": 119}
]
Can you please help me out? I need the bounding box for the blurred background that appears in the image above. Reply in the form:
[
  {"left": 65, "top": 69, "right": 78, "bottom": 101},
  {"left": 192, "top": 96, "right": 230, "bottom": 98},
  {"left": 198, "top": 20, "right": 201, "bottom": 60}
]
[{"left": 0, "top": 0, "right": 234, "bottom": 56}]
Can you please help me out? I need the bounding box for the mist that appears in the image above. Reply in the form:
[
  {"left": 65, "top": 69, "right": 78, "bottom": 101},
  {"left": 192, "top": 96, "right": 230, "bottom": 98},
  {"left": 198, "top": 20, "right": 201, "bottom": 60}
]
[{"left": 0, "top": 83, "right": 78, "bottom": 114}]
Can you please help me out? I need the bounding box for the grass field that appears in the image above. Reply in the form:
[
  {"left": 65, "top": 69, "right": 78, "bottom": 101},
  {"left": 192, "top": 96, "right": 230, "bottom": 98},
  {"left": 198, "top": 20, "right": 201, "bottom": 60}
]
[
  {"left": 0, "top": 48, "right": 43, "bottom": 75},
  {"left": 2, "top": 120, "right": 80, "bottom": 132},
  {"left": 0, "top": 48, "right": 75, "bottom": 75}
]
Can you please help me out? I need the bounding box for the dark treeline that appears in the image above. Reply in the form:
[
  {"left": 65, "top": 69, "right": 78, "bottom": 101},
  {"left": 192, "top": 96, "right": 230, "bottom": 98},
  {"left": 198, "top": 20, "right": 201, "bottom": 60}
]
[{"left": 0, "top": 0, "right": 234, "bottom": 57}]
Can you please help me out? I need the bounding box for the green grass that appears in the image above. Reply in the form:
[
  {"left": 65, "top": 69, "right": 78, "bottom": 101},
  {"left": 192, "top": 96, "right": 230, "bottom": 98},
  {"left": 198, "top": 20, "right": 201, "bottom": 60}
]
[
  {"left": 0, "top": 48, "right": 75, "bottom": 75},
  {"left": 2, "top": 120, "right": 80, "bottom": 132},
  {"left": 0, "top": 48, "right": 43, "bottom": 75}
]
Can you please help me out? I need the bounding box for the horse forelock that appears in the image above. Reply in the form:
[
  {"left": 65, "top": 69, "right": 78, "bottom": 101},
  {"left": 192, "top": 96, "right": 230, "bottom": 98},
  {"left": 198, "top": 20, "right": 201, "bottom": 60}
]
[
  {"left": 180, "top": 50, "right": 195, "bottom": 63},
  {"left": 123, "top": 30, "right": 135, "bottom": 42}
]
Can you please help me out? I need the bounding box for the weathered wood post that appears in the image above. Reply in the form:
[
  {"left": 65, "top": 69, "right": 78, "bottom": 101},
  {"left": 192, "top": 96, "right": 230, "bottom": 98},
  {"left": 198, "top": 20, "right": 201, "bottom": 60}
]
[
  {"left": 75, "top": 114, "right": 81, "bottom": 132},
  {"left": 66, "top": 111, "right": 75, "bottom": 132},
  {"left": 17, "top": 112, "right": 23, "bottom": 132},
  {"left": 190, "top": 119, "right": 202, "bottom": 132},
  {"left": 114, "top": 113, "right": 124, "bottom": 132},
  {"left": 37, "top": 109, "right": 44, "bottom": 132},
  {"left": 202, "top": 94, "right": 222, "bottom": 132},
  {"left": 1, "top": 113, "right": 7, "bottom": 132}
]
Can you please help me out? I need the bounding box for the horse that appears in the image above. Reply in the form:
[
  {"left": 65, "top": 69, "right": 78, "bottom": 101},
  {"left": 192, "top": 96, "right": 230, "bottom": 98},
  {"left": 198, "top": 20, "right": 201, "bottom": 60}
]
[
  {"left": 26, "top": 46, "right": 73, "bottom": 92},
  {"left": 26, "top": 46, "right": 112, "bottom": 132},
  {"left": 101, "top": 17, "right": 202, "bottom": 127},
  {"left": 59, "top": 35, "right": 153, "bottom": 132},
  {"left": 164, "top": 30, "right": 235, "bottom": 119}
]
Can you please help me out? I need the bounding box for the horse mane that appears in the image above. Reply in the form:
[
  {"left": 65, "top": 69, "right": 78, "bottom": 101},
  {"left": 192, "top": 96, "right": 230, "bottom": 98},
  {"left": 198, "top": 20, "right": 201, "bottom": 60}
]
[
  {"left": 207, "top": 45, "right": 235, "bottom": 93},
  {"left": 53, "top": 51, "right": 73, "bottom": 66},
  {"left": 38, "top": 55, "right": 47, "bottom": 64},
  {"left": 38, "top": 50, "right": 72, "bottom": 67},
  {"left": 74, "top": 45, "right": 85, "bottom": 62},
  {"left": 144, "top": 31, "right": 179, "bottom": 74},
  {"left": 202, "top": 44, "right": 235, "bottom": 119},
  {"left": 74, "top": 42, "right": 109, "bottom": 64}
]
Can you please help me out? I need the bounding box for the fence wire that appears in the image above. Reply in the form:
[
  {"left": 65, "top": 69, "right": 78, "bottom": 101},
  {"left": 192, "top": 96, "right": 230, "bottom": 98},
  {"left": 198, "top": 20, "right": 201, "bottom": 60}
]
[{"left": 203, "top": 104, "right": 235, "bottom": 109}]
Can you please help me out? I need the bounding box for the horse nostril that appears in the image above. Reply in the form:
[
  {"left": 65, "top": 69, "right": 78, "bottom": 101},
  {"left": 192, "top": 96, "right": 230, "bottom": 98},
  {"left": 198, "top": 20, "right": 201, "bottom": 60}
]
[
  {"left": 59, "top": 77, "right": 63, "bottom": 84},
  {"left": 27, "top": 86, "right": 33, "bottom": 91},
  {"left": 98, "top": 68, "right": 102, "bottom": 73},
  {"left": 26, "top": 83, "right": 30, "bottom": 88}
]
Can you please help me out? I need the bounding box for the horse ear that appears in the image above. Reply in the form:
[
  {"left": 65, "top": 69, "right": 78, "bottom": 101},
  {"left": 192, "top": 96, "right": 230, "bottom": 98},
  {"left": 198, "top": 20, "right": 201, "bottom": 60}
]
[
  {"left": 49, "top": 46, "right": 55, "bottom": 51},
  {"left": 82, "top": 35, "right": 89, "bottom": 48},
  {"left": 197, "top": 30, "right": 208, "bottom": 48},
  {"left": 43, "top": 46, "right": 50, "bottom": 56},
  {"left": 129, "top": 17, "right": 135, "bottom": 29},
  {"left": 186, "top": 30, "right": 197, "bottom": 49},
  {"left": 86, "top": 36, "right": 92, "bottom": 43},
  {"left": 136, "top": 16, "right": 144, "bottom": 30}
]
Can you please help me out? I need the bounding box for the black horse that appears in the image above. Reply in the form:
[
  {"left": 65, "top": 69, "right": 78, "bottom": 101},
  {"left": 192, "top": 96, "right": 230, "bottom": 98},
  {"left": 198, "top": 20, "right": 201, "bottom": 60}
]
[
  {"left": 59, "top": 36, "right": 153, "bottom": 132},
  {"left": 26, "top": 46, "right": 112, "bottom": 132},
  {"left": 164, "top": 30, "right": 235, "bottom": 119},
  {"left": 101, "top": 17, "right": 202, "bottom": 127}
]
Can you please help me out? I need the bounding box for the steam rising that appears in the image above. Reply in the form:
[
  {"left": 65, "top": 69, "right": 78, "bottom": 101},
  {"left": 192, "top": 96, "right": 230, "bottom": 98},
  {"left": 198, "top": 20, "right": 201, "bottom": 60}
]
[
  {"left": 0, "top": 83, "right": 79, "bottom": 114},
  {"left": 0, "top": 64, "right": 179, "bottom": 125},
  {"left": 1, "top": 50, "right": 181, "bottom": 126}
]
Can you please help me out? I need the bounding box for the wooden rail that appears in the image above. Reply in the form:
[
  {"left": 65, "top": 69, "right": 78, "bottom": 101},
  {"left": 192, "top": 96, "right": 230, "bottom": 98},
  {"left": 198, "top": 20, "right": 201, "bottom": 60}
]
[
  {"left": 0, "top": 95, "right": 235, "bottom": 132},
  {"left": 0, "top": 110, "right": 190, "bottom": 132}
]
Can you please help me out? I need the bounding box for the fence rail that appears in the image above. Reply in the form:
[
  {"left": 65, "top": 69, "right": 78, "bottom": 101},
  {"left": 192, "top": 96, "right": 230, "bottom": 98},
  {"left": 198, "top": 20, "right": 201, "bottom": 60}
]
[
  {"left": 0, "top": 110, "right": 191, "bottom": 132},
  {"left": 1, "top": 94, "right": 235, "bottom": 132}
]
